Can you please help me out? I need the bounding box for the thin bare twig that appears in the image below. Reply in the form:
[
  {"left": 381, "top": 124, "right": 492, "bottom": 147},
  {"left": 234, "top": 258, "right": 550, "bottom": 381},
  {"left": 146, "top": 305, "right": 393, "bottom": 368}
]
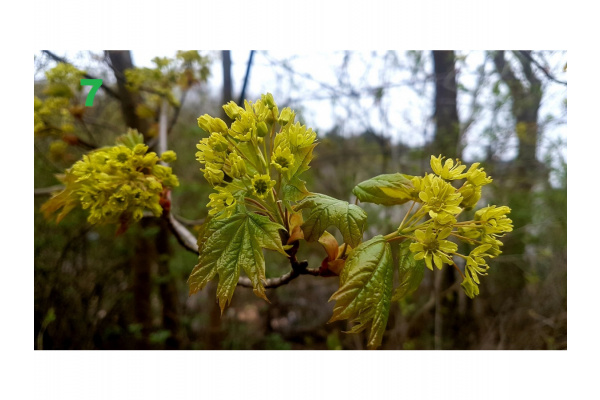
[
  {"left": 166, "top": 212, "right": 198, "bottom": 254},
  {"left": 517, "top": 50, "right": 567, "bottom": 86}
]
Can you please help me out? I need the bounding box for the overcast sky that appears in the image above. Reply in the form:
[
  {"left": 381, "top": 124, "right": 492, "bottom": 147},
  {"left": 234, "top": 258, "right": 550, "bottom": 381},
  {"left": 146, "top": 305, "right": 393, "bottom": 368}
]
[{"left": 37, "top": 50, "right": 567, "bottom": 167}]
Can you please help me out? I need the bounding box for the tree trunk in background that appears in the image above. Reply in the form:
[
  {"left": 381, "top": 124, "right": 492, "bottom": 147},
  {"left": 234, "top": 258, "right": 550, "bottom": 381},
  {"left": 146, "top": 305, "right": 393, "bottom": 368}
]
[
  {"left": 156, "top": 217, "right": 181, "bottom": 349},
  {"left": 132, "top": 219, "right": 153, "bottom": 349},
  {"left": 492, "top": 51, "right": 542, "bottom": 296},
  {"left": 221, "top": 51, "right": 233, "bottom": 122},
  {"left": 106, "top": 51, "right": 148, "bottom": 135},
  {"left": 432, "top": 51, "right": 460, "bottom": 159},
  {"left": 431, "top": 50, "right": 464, "bottom": 349},
  {"left": 106, "top": 50, "right": 153, "bottom": 349}
]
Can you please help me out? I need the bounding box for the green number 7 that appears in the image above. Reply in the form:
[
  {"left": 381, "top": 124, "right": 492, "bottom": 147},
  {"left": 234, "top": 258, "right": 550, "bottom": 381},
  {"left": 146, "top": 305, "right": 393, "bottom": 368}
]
[{"left": 80, "top": 79, "right": 103, "bottom": 107}]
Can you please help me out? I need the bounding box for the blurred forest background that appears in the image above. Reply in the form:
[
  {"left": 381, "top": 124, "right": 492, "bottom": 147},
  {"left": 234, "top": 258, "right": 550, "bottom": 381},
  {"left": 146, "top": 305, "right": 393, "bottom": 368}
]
[{"left": 34, "top": 50, "right": 567, "bottom": 350}]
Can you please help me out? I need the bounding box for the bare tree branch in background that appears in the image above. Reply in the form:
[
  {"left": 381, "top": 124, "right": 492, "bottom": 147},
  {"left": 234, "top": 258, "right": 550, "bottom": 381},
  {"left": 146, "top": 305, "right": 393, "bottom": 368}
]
[
  {"left": 239, "top": 50, "right": 255, "bottom": 104},
  {"left": 517, "top": 50, "right": 567, "bottom": 86},
  {"left": 459, "top": 56, "right": 487, "bottom": 151},
  {"left": 42, "top": 50, "right": 121, "bottom": 100}
]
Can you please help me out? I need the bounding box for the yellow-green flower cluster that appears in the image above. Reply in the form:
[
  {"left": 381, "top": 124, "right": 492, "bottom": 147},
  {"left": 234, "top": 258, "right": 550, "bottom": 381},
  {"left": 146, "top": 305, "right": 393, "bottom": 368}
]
[
  {"left": 396, "top": 155, "right": 512, "bottom": 298},
  {"left": 125, "top": 52, "right": 210, "bottom": 108},
  {"left": 207, "top": 187, "right": 236, "bottom": 219},
  {"left": 196, "top": 93, "right": 317, "bottom": 219},
  {"left": 34, "top": 63, "right": 86, "bottom": 139},
  {"left": 42, "top": 130, "right": 179, "bottom": 228},
  {"left": 195, "top": 115, "right": 233, "bottom": 186},
  {"left": 43, "top": 63, "right": 85, "bottom": 99},
  {"left": 224, "top": 94, "right": 278, "bottom": 142}
]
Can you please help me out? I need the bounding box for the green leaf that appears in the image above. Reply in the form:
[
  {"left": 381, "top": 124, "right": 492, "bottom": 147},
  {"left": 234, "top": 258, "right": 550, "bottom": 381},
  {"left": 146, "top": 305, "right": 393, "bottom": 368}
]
[
  {"left": 392, "top": 240, "right": 425, "bottom": 301},
  {"left": 295, "top": 193, "right": 367, "bottom": 248},
  {"left": 188, "top": 209, "right": 286, "bottom": 312},
  {"left": 352, "top": 173, "right": 415, "bottom": 206},
  {"left": 281, "top": 144, "right": 316, "bottom": 202},
  {"left": 329, "top": 235, "right": 394, "bottom": 349}
]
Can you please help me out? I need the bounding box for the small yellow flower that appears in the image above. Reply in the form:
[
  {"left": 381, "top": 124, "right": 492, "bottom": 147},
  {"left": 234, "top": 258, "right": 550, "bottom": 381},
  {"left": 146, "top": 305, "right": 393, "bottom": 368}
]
[
  {"left": 230, "top": 113, "right": 255, "bottom": 141},
  {"left": 197, "top": 114, "right": 228, "bottom": 134},
  {"left": 431, "top": 212, "right": 457, "bottom": 229},
  {"left": 271, "top": 146, "right": 295, "bottom": 174},
  {"left": 461, "top": 275, "right": 479, "bottom": 299},
  {"left": 207, "top": 188, "right": 236, "bottom": 219},
  {"left": 278, "top": 107, "right": 295, "bottom": 126},
  {"left": 465, "top": 162, "right": 493, "bottom": 186},
  {"left": 418, "top": 175, "right": 463, "bottom": 218},
  {"left": 261, "top": 93, "right": 276, "bottom": 109},
  {"left": 481, "top": 235, "right": 503, "bottom": 257},
  {"left": 250, "top": 174, "right": 276, "bottom": 199},
  {"left": 110, "top": 146, "right": 132, "bottom": 166},
  {"left": 409, "top": 227, "right": 457, "bottom": 270},
  {"left": 196, "top": 138, "right": 226, "bottom": 167},
  {"left": 430, "top": 155, "right": 466, "bottom": 180},
  {"left": 465, "top": 244, "right": 492, "bottom": 282},
  {"left": 160, "top": 150, "right": 177, "bottom": 163},
  {"left": 207, "top": 132, "right": 229, "bottom": 152},
  {"left": 223, "top": 101, "right": 244, "bottom": 120},
  {"left": 475, "top": 205, "right": 513, "bottom": 235},
  {"left": 133, "top": 144, "right": 149, "bottom": 156},
  {"left": 288, "top": 122, "right": 316, "bottom": 148},
  {"left": 458, "top": 183, "right": 481, "bottom": 209},
  {"left": 202, "top": 164, "right": 225, "bottom": 186}
]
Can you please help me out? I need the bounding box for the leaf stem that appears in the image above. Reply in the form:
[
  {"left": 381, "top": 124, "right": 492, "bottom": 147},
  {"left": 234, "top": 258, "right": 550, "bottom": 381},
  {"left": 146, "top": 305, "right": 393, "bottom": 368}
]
[
  {"left": 450, "top": 233, "right": 483, "bottom": 245},
  {"left": 245, "top": 197, "right": 277, "bottom": 222},
  {"left": 403, "top": 204, "right": 425, "bottom": 230},
  {"left": 386, "top": 235, "right": 414, "bottom": 243},
  {"left": 262, "top": 136, "right": 269, "bottom": 166},
  {"left": 452, "top": 262, "right": 466, "bottom": 279},
  {"left": 398, "top": 201, "right": 416, "bottom": 232},
  {"left": 276, "top": 200, "right": 286, "bottom": 227}
]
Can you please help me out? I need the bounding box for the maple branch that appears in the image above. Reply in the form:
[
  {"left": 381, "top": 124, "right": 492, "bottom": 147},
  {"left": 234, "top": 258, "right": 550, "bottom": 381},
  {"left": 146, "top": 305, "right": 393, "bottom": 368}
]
[
  {"left": 166, "top": 212, "right": 198, "bottom": 254},
  {"left": 167, "top": 89, "right": 188, "bottom": 134},
  {"left": 516, "top": 50, "right": 567, "bottom": 86},
  {"left": 165, "top": 212, "right": 328, "bottom": 288}
]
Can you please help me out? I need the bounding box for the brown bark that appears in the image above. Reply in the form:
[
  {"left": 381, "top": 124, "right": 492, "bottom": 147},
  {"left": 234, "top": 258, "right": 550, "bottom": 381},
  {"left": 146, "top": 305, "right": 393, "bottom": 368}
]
[
  {"left": 432, "top": 51, "right": 460, "bottom": 159},
  {"left": 156, "top": 218, "right": 181, "bottom": 349},
  {"left": 493, "top": 51, "right": 542, "bottom": 190},
  {"left": 431, "top": 51, "right": 467, "bottom": 349},
  {"left": 221, "top": 51, "right": 233, "bottom": 124},
  {"left": 106, "top": 51, "right": 148, "bottom": 135},
  {"left": 132, "top": 219, "right": 153, "bottom": 349}
]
